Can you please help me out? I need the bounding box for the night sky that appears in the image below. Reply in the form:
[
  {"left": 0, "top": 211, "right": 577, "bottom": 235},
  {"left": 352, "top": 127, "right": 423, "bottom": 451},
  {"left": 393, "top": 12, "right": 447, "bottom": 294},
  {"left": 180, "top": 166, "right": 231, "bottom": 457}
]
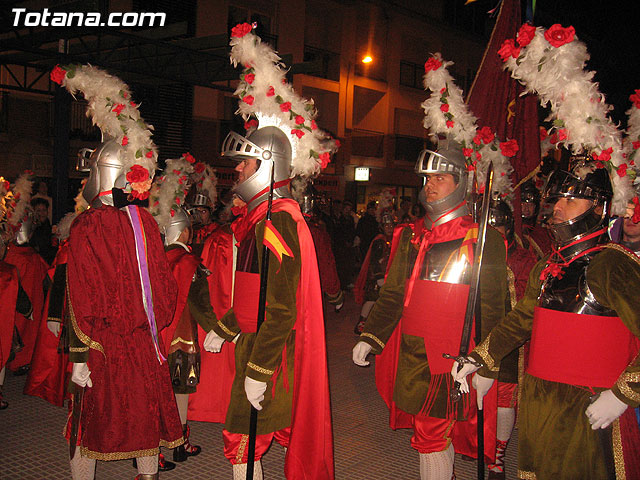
[{"left": 532, "top": 1, "right": 640, "bottom": 127}]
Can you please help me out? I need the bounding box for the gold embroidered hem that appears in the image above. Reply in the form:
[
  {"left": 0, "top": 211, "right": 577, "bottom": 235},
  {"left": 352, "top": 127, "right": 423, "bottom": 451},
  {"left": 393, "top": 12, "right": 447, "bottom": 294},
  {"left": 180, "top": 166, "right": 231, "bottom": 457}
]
[
  {"left": 80, "top": 438, "right": 184, "bottom": 461},
  {"left": 171, "top": 336, "right": 195, "bottom": 346},
  {"left": 507, "top": 266, "right": 517, "bottom": 310},
  {"left": 69, "top": 347, "right": 89, "bottom": 353},
  {"left": 217, "top": 320, "right": 238, "bottom": 338},
  {"left": 236, "top": 434, "right": 249, "bottom": 463},
  {"left": 604, "top": 243, "right": 640, "bottom": 265},
  {"left": 47, "top": 316, "right": 62, "bottom": 323},
  {"left": 616, "top": 377, "right": 640, "bottom": 403},
  {"left": 361, "top": 332, "right": 385, "bottom": 350},
  {"left": 247, "top": 362, "right": 274, "bottom": 376},
  {"left": 612, "top": 419, "right": 626, "bottom": 480},
  {"left": 518, "top": 470, "right": 537, "bottom": 479},
  {"left": 474, "top": 333, "right": 498, "bottom": 372},
  {"left": 67, "top": 281, "right": 105, "bottom": 357}
]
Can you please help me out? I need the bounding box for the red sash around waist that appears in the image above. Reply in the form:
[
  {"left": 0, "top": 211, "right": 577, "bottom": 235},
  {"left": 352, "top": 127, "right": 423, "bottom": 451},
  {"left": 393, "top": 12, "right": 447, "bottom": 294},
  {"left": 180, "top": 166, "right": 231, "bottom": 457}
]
[
  {"left": 401, "top": 279, "right": 471, "bottom": 374},
  {"left": 528, "top": 307, "right": 640, "bottom": 388},
  {"left": 233, "top": 271, "right": 260, "bottom": 333}
]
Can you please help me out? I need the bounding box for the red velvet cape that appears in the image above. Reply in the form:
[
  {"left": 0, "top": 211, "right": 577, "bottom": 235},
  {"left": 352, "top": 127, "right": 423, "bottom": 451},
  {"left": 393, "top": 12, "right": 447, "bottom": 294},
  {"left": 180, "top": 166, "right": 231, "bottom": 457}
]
[
  {"left": 67, "top": 206, "right": 183, "bottom": 457},
  {"left": 188, "top": 226, "right": 236, "bottom": 423},
  {"left": 4, "top": 244, "right": 48, "bottom": 371},
  {"left": 307, "top": 220, "right": 341, "bottom": 298},
  {"left": 24, "top": 242, "right": 71, "bottom": 407},
  {"left": 354, "top": 233, "right": 386, "bottom": 305},
  {"left": 0, "top": 261, "right": 19, "bottom": 370},
  {"left": 233, "top": 198, "right": 334, "bottom": 480}
]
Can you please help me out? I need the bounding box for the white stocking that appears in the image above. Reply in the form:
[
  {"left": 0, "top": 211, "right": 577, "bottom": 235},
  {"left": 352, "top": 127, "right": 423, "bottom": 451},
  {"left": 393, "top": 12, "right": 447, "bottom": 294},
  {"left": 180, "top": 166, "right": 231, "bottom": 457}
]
[
  {"left": 136, "top": 454, "right": 158, "bottom": 475},
  {"left": 232, "top": 460, "right": 263, "bottom": 480},
  {"left": 360, "top": 300, "right": 375, "bottom": 318},
  {"left": 419, "top": 444, "right": 454, "bottom": 480},
  {"left": 0, "top": 366, "right": 6, "bottom": 385},
  {"left": 496, "top": 407, "right": 516, "bottom": 441},
  {"left": 175, "top": 393, "right": 189, "bottom": 425},
  {"left": 69, "top": 453, "right": 96, "bottom": 480}
]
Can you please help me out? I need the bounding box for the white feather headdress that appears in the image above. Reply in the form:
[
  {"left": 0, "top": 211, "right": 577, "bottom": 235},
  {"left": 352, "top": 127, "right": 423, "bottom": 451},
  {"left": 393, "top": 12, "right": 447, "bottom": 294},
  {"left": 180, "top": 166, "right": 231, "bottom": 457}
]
[
  {"left": 50, "top": 64, "right": 157, "bottom": 199},
  {"left": 421, "top": 53, "right": 515, "bottom": 200},
  {"left": 228, "top": 23, "right": 339, "bottom": 177},
  {"left": 499, "top": 23, "right": 633, "bottom": 215}
]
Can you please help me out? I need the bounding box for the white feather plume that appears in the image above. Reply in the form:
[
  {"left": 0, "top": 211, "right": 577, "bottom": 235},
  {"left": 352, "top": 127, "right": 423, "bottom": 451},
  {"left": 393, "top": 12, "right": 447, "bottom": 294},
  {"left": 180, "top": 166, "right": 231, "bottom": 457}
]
[
  {"left": 9, "top": 172, "right": 34, "bottom": 227},
  {"left": 228, "top": 24, "right": 339, "bottom": 177},
  {"left": 55, "top": 212, "right": 78, "bottom": 241}
]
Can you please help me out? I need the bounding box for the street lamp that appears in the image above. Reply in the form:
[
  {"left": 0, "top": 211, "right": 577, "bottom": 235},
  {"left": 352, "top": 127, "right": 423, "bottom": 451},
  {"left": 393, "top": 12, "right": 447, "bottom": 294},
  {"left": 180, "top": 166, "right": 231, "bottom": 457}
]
[{"left": 361, "top": 54, "right": 373, "bottom": 64}]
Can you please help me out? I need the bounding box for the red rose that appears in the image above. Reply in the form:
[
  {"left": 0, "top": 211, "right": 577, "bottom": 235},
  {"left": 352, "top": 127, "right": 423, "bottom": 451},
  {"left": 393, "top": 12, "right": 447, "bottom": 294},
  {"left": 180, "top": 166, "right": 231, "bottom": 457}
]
[
  {"left": 295, "top": 115, "right": 305, "bottom": 125},
  {"left": 112, "top": 104, "right": 125, "bottom": 115},
  {"left": 319, "top": 152, "right": 331, "bottom": 169},
  {"left": 544, "top": 24, "right": 575, "bottom": 48},
  {"left": 126, "top": 164, "right": 150, "bottom": 184},
  {"left": 595, "top": 161, "right": 604, "bottom": 169},
  {"left": 633, "top": 141, "right": 640, "bottom": 150},
  {"left": 633, "top": 197, "right": 640, "bottom": 224},
  {"left": 498, "top": 39, "right": 520, "bottom": 62},
  {"left": 594, "top": 147, "right": 613, "bottom": 162},
  {"left": 617, "top": 163, "right": 628, "bottom": 177},
  {"left": 334, "top": 139, "right": 341, "bottom": 148},
  {"left": 183, "top": 152, "right": 196, "bottom": 164},
  {"left": 475, "top": 151, "right": 482, "bottom": 160},
  {"left": 630, "top": 89, "right": 640, "bottom": 109},
  {"left": 170, "top": 209, "right": 175, "bottom": 217},
  {"left": 244, "top": 73, "right": 255, "bottom": 84},
  {"left": 145, "top": 150, "right": 154, "bottom": 158},
  {"left": 440, "top": 103, "right": 450, "bottom": 113},
  {"left": 473, "top": 134, "right": 482, "bottom": 145},
  {"left": 50, "top": 65, "right": 67, "bottom": 85},
  {"left": 243, "top": 95, "right": 254, "bottom": 105},
  {"left": 440, "top": 87, "right": 446, "bottom": 94},
  {"left": 462, "top": 148, "right": 473, "bottom": 157},
  {"left": 557, "top": 129, "right": 568, "bottom": 142},
  {"left": 311, "top": 120, "right": 318, "bottom": 130},
  {"left": 266, "top": 86, "right": 275, "bottom": 97},
  {"left": 175, "top": 197, "right": 181, "bottom": 205},
  {"left": 291, "top": 129, "right": 305, "bottom": 139},
  {"left": 280, "top": 102, "right": 292, "bottom": 112},
  {"left": 194, "top": 162, "right": 205, "bottom": 174},
  {"left": 446, "top": 120, "right": 454, "bottom": 128},
  {"left": 122, "top": 136, "right": 129, "bottom": 146},
  {"left": 517, "top": 23, "right": 536, "bottom": 47},
  {"left": 539, "top": 126, "right": 548, "bottom": 141},
  {"left": 130, "top": 101, "right": 137, "bottom": 108},
  {"left": 466, "top": 163, "right": 476, "bottom": 171},
  {"left": 424, "top": 57, "right": 443, "bottom": 72},
  {"left": 499, "top": 139, "right": 519, "bottom": 157},
  {"left": 478, "top": 126, "right": 495, "bottom": 144},
  {"left": 231, "top": 23, "right": 253, "bottom": 38},
  {"left": 244, "top": 119, "right": 258, "bottom": 130}
]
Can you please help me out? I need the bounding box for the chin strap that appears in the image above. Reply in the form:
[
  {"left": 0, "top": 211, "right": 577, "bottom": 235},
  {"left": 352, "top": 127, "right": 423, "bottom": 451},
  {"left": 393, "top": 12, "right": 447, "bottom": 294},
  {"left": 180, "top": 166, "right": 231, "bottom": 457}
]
[{"left": 540, "top": 227, "right": 608, "bottom": 281}]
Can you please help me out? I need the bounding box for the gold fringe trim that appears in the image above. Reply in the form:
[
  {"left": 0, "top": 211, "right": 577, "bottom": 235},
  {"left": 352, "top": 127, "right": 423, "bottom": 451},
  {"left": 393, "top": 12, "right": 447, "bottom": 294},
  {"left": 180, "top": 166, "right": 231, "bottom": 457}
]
[
  {"left": 612, "top": 418, "right": 626, "bottom": 480},
  {"left": 66, "top": 279, "right": 105, "bottom": 358},
  {"left": 361, "top": 332, "right": 385, "bottom": 350},
  {"left": 69, "top": 347, "right": 89, "bottom": 353},
  {"left": 616, "top": 378, "right": 640, "bottom": 403},
  {"left": 507, "top": 266, "right": 517, "bottom": 310},
  {"left": 236, "top": 434, "right": 249, "bottom": 463},
  {"left": 474, "top": 333, "right": 499, "bottom": 372},
  {"left": 603, "top": 243, "right": 640, "bottom": 266},
  {"left": 80, "top": 437, "right": 184, "bottom": 461},
  {"left": 526, "top": 235, "right": 544, "bottom": 260},
  {"left": 619, "top": 370, "right": 640, "bottom": 382},
  {"left": 518, "top": 470, "right": 537, "bottom": 479},
  {"left": 247, "top": 362, "right": 274, "bottom": 376},
  {"left": 217, "top": 320, "right": 237, "bottom": 338}
]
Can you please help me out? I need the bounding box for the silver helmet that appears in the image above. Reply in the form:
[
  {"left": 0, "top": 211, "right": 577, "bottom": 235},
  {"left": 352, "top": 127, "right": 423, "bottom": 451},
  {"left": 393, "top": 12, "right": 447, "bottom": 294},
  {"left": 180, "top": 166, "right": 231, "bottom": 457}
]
[
  {"left": 77, "top": 135, "right": 126, "bottom": 208},
  {"left": 540, "top": 160, "right": 612, "bottom": 247},
  {"left": 415, "top": 145, "right": 470, "bottom": 229},
  {"left": 15, "top": 209, "right": 34, "bottom": 245},
  {"left": 221, "top": 126, "right": 292, "bottom": 211},
  {"left": 163, "top": 207, "right": 192, "bottom": 247}
]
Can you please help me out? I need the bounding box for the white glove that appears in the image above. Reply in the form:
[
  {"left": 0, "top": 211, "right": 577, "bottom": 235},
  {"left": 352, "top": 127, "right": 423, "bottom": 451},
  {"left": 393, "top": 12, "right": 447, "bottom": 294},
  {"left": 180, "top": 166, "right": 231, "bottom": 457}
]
[
  {"left": 376, "top": 278, "right": 385, "bottom": 288},
  {"left": 352, "top": 341, "right": 373, "bottom": 366},
  {"left": 47, "top": 321, "right": 61, "bottom": 336},
  {"left": 203, "top": 330, "right": 225, "bottom": 353},
  {"left": 471, "top": 373, "right": 494, "bottom": 410},
  {"left": 451, "top": 358, "right": 481, "bottom": 394},
  {"left": 71, "top": 362, "right": 93, "bottom": 388},
  {"left": 585, "top": 390, "right": 628, "bottom": 429},
  {"left": 244, "top": 376, "right": 267, "bottom": 411}
]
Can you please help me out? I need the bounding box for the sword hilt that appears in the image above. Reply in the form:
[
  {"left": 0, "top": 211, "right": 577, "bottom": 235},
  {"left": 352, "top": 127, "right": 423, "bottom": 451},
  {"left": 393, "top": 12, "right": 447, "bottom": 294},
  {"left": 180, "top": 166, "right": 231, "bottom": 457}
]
[{"left": 442, "top": 353, "right": 484, "bottom": 402}]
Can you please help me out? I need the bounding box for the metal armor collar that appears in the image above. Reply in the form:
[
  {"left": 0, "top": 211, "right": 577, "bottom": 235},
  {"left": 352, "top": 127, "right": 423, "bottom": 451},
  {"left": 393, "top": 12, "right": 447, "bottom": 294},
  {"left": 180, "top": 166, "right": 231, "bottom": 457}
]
[
  {"left": 423, "top": 201, "right": 470, "bottom": 230},
  {"left": 549, "top": 227, "right": 608, "bottom": 264}
]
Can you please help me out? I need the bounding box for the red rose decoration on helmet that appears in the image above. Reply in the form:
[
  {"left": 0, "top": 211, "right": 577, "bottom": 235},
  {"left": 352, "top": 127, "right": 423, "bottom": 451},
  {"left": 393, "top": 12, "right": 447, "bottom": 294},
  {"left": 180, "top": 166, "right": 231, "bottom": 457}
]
[
  {"left": 194, "top": 162, "right": 206, "bottom": 174},
  {"left": 244, "top": 118, "right": 258, "bottom": 130},
  {"left": 630, "top": 89, "right": 640, "bottom": 109},
  {"left": 112, "top": 104, "right": 125, "bottom": 115},
  {"left": 424, "top": 57, "right": 442, "bottom": 72},
  {"left": 231, "top": 23, "right": 253, "bottom": 38},
  {"left": 617, "top": 163, "right": 628, "bottom": 177},
  {"left": 499, "top": 139, "right": 519, "bottom": 157},
  {"left": 446, "top": 120, "right": 454, "bottom": 128},
  {"left": 633, "top": 197, "right": 640, "bottom": 224},
  {"left": 498, "top": 39, "right": 521, "bottom": 62},
  {"left": 477, "top": 126, "right": 495, "bottom": 144},
  {"left": 440, "top": 103, "right": 450, "bottom": 113},
  {"left": 539, "top": 127, "right": 548, "bottom": 141},
  {"left": 243, "top": 95, "right": 255, "bottom": 105},
  {"left": 126, "top": 165, "right": 152, "bottom": 200},
  {"left": 517, "top": 23, "right": 536, "bottom": 47},
  {"left": 266, "top": 86, "right": 275, "bottom": 97},
  {"left": 50, "top": 65, "right": 67, "bottom": 85},
  {"left": 280, "top": 102, "right": 292, "bottom": 113},
  {"left": 544, "top": 24, "right": 575, "bottom": 48},
  {"left": 295, "top": 115, "right": 305, "bottom": 125},
  {"left": 291, "top": 129, "right": 305, "bottom": 139},
  {"left": 462, "top": 148, "right": 473, "bottom": 158},
  {"left": 319, "top": 152, "right": 331, "bottom": 169},
  {"left": 182, "top": 152, "right": 196, "bottom": 164}
]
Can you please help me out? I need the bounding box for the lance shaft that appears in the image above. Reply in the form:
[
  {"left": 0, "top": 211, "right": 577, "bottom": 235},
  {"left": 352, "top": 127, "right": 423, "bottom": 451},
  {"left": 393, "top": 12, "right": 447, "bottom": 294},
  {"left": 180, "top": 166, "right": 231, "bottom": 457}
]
[{"left": 246, "top": 161, "right": 276, "bottom": 479}]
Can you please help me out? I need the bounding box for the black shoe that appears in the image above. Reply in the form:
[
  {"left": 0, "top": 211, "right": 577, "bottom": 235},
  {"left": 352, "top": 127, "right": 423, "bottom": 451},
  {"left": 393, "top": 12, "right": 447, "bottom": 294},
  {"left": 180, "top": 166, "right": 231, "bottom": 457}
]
[
  {"left": 12, "top": 365, "right": 30, "bottom": 376},
  {"left": 173, "top": 445, "right": 188, "bottom": 462}
]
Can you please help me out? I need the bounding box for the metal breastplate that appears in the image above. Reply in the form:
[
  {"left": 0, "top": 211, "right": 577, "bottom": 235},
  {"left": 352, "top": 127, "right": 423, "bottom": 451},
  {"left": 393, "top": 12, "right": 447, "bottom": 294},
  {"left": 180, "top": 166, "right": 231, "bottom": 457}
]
[
  {"left": 419, "top": 237, "right": 472, "bottom": 284},
  {"left": 538, "top": 253, "right": 616, "bottom": 316}
]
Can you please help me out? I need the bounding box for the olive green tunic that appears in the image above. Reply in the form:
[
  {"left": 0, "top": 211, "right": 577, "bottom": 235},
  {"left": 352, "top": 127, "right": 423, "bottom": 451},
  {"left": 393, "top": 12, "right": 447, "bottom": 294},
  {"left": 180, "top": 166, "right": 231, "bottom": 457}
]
[
  {"left": 472, "top": 246, "right": 640, "bottom": 479},
  {"left": 211, "top": 211, "right": 300, "bottom": 435},
  {"left": 359, "top": 224, "right": 507, "bottom": 419}
]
